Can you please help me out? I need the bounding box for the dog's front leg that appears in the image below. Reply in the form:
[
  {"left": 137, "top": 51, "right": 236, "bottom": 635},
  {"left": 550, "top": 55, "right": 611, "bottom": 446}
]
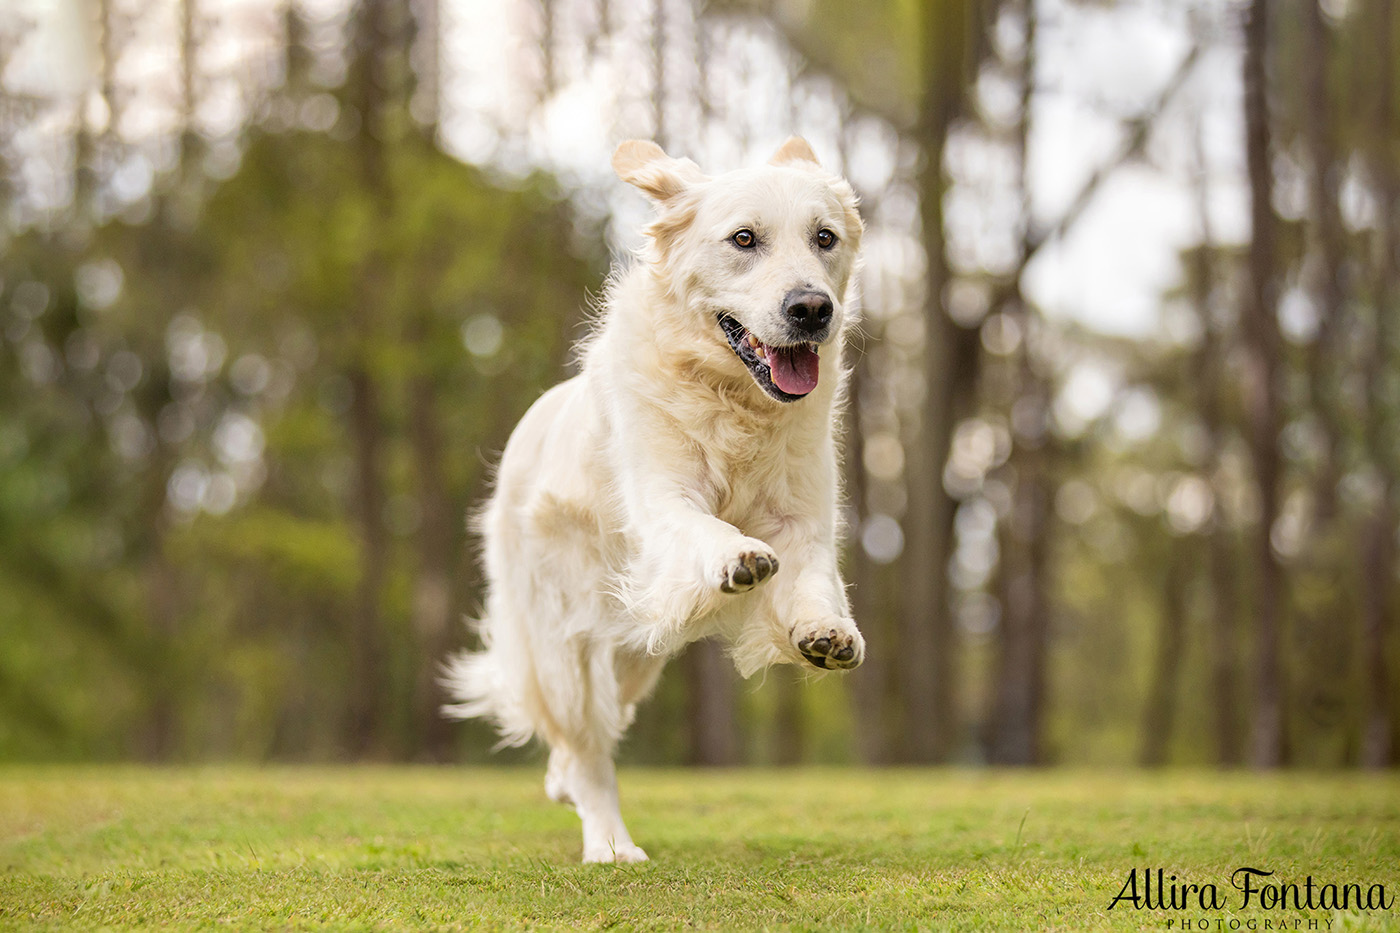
[
  {"left": 607, "top": 409, "right": 782, "bottom": 642},
  {"left": 622, "top": 490, "right": 780, "bottom": 642},
  {"left": 769, "top": 528, "right": 864, "bottom": 671}
]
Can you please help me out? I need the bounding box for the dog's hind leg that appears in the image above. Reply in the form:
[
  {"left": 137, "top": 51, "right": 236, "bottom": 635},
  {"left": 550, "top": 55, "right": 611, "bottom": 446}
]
[
  {"left": 556, "top": 745, "right": 646, "bottom": 863},
  {"left": 536, "top": 639, "right": 661, "bottom": 863},
  {"left": 544, "top": 747, "right": 575, "bottom": 806},
  {"left": 545, "top": 648, "right": 663, "bottom": 812}
]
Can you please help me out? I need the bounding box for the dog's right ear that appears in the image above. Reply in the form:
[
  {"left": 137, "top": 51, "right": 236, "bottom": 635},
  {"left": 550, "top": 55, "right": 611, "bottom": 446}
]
[
  {"left": 612, "top": 140, "right": 706, "bottom": 204},
  {"left": 770, "top": 136, "right": 820, "bottom": 167}
]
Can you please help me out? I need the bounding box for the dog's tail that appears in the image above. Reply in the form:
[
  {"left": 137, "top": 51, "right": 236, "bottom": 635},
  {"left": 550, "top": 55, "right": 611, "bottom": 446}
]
[{"left": 439, "top": 623, "right": 538, "bottom": 749}]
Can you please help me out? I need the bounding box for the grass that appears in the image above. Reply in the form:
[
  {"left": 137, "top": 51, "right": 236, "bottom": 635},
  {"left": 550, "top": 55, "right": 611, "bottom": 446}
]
[{"left": 2, "top": 767, "right": 1399, "bottom": 930}]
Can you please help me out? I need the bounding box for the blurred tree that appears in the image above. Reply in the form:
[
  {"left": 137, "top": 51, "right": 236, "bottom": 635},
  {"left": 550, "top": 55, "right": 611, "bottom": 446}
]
[
  {"left": 191, "top": 126, "right": 604, "bottom": 758},
  {"left": 5, "top": 0, "right": 1399, "bottom": 770},
  {"left": 1298, "top": 0, "right": 1344, "bottom": 526},
  {"left": 0, "top": 0, "right": 606, "bottom": 761},
  {"left": 901, "top": 0, "right": 985, "bottom": 765},
  {"left": 1186, "top": 148, "right": 1245, "bottom": 768},
  {"left": 1358, "top": 0, "right": 1397, "bottom": 769},
  {"left": 987, "top": 0, "right": 1053, "bottom": 766},
  {"left": 1241, "top": 0, "right": 1286, "bottom": 769}
]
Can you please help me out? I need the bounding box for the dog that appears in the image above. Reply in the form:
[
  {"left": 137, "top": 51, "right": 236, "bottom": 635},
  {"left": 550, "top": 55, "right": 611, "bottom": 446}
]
[{"left": 443, "top": 137, "right": 866, "bottom": 863}]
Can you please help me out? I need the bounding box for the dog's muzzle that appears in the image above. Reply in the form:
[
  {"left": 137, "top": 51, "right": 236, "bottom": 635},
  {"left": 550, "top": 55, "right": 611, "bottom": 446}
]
[{"left": 717, "top": 314, "right": 824, "bottom": 402}]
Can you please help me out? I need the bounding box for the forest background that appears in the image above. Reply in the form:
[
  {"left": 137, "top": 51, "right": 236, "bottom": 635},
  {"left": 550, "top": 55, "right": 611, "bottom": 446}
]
[{"left": 1, "top": 0, "right": 1396, "bottom": 772}]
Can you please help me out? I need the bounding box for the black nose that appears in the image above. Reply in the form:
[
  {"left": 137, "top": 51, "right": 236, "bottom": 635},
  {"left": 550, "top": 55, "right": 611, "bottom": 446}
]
[{"left": 783, "top": 290, "right": 833, "bottom": 334}]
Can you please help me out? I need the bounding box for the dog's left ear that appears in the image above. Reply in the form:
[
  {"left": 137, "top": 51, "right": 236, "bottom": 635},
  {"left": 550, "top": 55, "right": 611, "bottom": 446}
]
[
  {"left": 613, "top": 140, "right": 707, "bottom": 204},
  {"left": 769, "top": 136, "right": 821, "bottom": 167}
]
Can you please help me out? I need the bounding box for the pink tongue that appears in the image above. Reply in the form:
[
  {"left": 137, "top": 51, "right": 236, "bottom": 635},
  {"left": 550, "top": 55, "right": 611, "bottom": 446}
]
[{"left": 768, "top": 344, "right": 820, "bottom": 396}]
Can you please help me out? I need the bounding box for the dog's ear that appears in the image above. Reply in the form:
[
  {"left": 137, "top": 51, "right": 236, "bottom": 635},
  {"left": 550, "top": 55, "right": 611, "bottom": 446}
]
[
  {"left": 769, "top": 136, "right": 820, "bottom": 167},
  {"left": 613, "top": 140, "right": 706, "bottom": 203}
]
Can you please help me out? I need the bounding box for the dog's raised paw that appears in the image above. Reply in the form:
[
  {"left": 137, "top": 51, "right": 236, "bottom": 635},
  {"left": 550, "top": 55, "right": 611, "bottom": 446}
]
[
  {"left": 719, "top": 549, "right": 779, "bottom": 593},
  {"left": 795, "top": 623, "right": 864, "bottom": 670}
]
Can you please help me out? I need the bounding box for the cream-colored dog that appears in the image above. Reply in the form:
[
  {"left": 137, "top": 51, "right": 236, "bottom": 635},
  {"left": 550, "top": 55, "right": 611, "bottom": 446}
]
[{"left": 443, "top": 137, "right": 865, "bottom": 863}]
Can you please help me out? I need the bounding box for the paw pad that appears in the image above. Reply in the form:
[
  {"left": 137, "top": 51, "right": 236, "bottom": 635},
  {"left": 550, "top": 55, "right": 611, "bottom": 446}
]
[
  {"left": 720, "top": 551, "right": 779, "bottom": 593},
  {"left": 796, "top": 628, "right": 862, "bottom": 670}
]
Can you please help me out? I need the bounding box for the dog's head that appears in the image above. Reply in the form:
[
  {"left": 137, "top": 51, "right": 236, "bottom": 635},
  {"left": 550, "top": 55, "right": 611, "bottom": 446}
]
[{"left": 613, "top": 138, "right": 864, "bottom": 404}]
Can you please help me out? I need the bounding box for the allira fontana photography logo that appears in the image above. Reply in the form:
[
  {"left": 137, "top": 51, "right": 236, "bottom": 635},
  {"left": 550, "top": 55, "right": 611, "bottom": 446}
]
[{"left": 1108, "top": 867, "right": 1394, "bottom": 929}]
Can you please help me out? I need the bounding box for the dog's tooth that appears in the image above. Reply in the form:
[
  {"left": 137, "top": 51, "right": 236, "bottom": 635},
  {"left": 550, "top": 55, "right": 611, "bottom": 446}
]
[
  {"left": 755, "top": 346, "right": 768, "bottom": 361},
  {"left": 746, "top": 334, "right": 760, "bottom": 348}
]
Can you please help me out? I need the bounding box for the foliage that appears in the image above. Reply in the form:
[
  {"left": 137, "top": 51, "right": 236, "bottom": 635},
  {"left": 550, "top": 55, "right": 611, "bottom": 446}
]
[
  {"left": 0, "top": 110, "right": 607, "bottom": 759},
  {"left": 2, "top": 0, "right": 1398, "bottom": 769}
]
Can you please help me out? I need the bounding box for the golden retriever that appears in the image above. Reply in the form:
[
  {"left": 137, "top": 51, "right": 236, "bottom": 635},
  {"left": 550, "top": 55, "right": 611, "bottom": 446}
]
[{"left": 444, "top": 137, "right": 865, "bottom": 862}]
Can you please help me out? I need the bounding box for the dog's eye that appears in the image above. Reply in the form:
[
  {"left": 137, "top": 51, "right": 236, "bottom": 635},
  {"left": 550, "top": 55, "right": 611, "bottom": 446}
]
[
  {"left": 816, "top": 228, "right": 837, "bottom": 250},
  {"left": 731, "top": 229, "right": 757, "bottom": 249}
]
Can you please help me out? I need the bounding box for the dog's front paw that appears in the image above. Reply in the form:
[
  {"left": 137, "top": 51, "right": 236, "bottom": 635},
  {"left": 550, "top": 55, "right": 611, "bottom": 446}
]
[
  {"left": 717, "top": 543, "right": 779, "bottom": 594},
  {"left": 793, "top": 620, "right": 864, "bottom": 670}
]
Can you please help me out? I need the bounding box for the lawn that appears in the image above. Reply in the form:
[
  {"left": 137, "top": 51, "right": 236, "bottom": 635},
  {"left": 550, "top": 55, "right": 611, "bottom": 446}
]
[{"left": 1, "top": 767, "right": 1398, "bottom": 930}]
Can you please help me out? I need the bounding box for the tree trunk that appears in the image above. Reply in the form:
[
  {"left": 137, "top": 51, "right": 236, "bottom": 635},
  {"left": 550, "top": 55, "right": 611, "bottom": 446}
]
[
  {"left": 769, "top": 670, "right": 804, "bottom": 765},
  {"left": 412, "top": 0, "right": 440, "bottom": 132},
  {"left": 1299, "top": 0, "right": 1346, "bottom": 524},
  {"left": 1241, "top": 0, "right": 1286, "bottom": 769},
  {"left": 683, "top": 640, "right": 739, "bottom": 766},
  {"left": 73, "top": 0, "right": 122, "bottom": 216},
  {"left": 177, "top": 0, "right": 202, "bottom": 183},
  {"left": 988, "top": 0, "right": 1052, "bottom": 768},
  {"left": 1360, "top": 0, "right": 1396, "bottom": 770},
  {"left": 844, "top": 336, "right": 896, "bottom": 764},
  {"left": 1208, "top": 522, "right": 1243, "bottom": 766},
  {"left": 1188, "top": 125, "right": 1243, "bottom": 767},
  {"left": 139, "top": 539, "right": 180, "bottom": 760},
  {"left": 900, "top": 0, "right": 976, "bottom": 764},
  {"left": 347, "top": 365, "right": 389, "bottom": 757},
  {"left": 342, "top": 0, "right": 395, "bottom": 759},
  {"left": 1360, "top": 509, "right": 1394, "bottom": 768},
  {"left": 405, "top": 0, "right": 454, "bottom": 764},
  {"left": 1139, "top": 553, "right": 1190, "bottom": 766},
  {"left": 408, "top": 371, "right": 458, "bottom": 760},
  {"left": 988, "top": 327, "right": 1052, "bottom": 766}
]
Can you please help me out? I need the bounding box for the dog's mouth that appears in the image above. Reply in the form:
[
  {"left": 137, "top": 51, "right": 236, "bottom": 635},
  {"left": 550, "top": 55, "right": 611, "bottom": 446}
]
[{"left": 717, "top": 315, "right": 820, "bottom": 402}]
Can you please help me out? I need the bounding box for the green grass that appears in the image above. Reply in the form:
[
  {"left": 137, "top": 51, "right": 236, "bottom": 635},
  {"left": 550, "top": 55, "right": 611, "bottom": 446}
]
[{"left": 2, "top": 767, "right": 1398, "bottom": 930}]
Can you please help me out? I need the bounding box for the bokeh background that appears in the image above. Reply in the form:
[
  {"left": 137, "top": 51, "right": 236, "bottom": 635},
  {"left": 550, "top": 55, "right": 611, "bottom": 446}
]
[{"left": 0, "top": 0, "right": 1395, "bottom": 771}]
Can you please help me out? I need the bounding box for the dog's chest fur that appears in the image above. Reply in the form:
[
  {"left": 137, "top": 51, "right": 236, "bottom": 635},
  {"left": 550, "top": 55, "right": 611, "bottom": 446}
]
[{"left": 664, "top": 383, "right": 834, "bottom": 539}]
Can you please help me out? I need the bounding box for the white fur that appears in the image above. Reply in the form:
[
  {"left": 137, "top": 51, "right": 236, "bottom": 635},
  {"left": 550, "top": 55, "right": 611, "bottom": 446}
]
[{"left": 443, "top": 138, "right": 865, "bottom": 863}]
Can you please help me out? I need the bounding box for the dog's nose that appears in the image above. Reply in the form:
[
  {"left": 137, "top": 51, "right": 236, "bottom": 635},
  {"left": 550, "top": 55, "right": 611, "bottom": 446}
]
[{"left": 783, "top": 290, "right": 833, "bottom": 334}]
